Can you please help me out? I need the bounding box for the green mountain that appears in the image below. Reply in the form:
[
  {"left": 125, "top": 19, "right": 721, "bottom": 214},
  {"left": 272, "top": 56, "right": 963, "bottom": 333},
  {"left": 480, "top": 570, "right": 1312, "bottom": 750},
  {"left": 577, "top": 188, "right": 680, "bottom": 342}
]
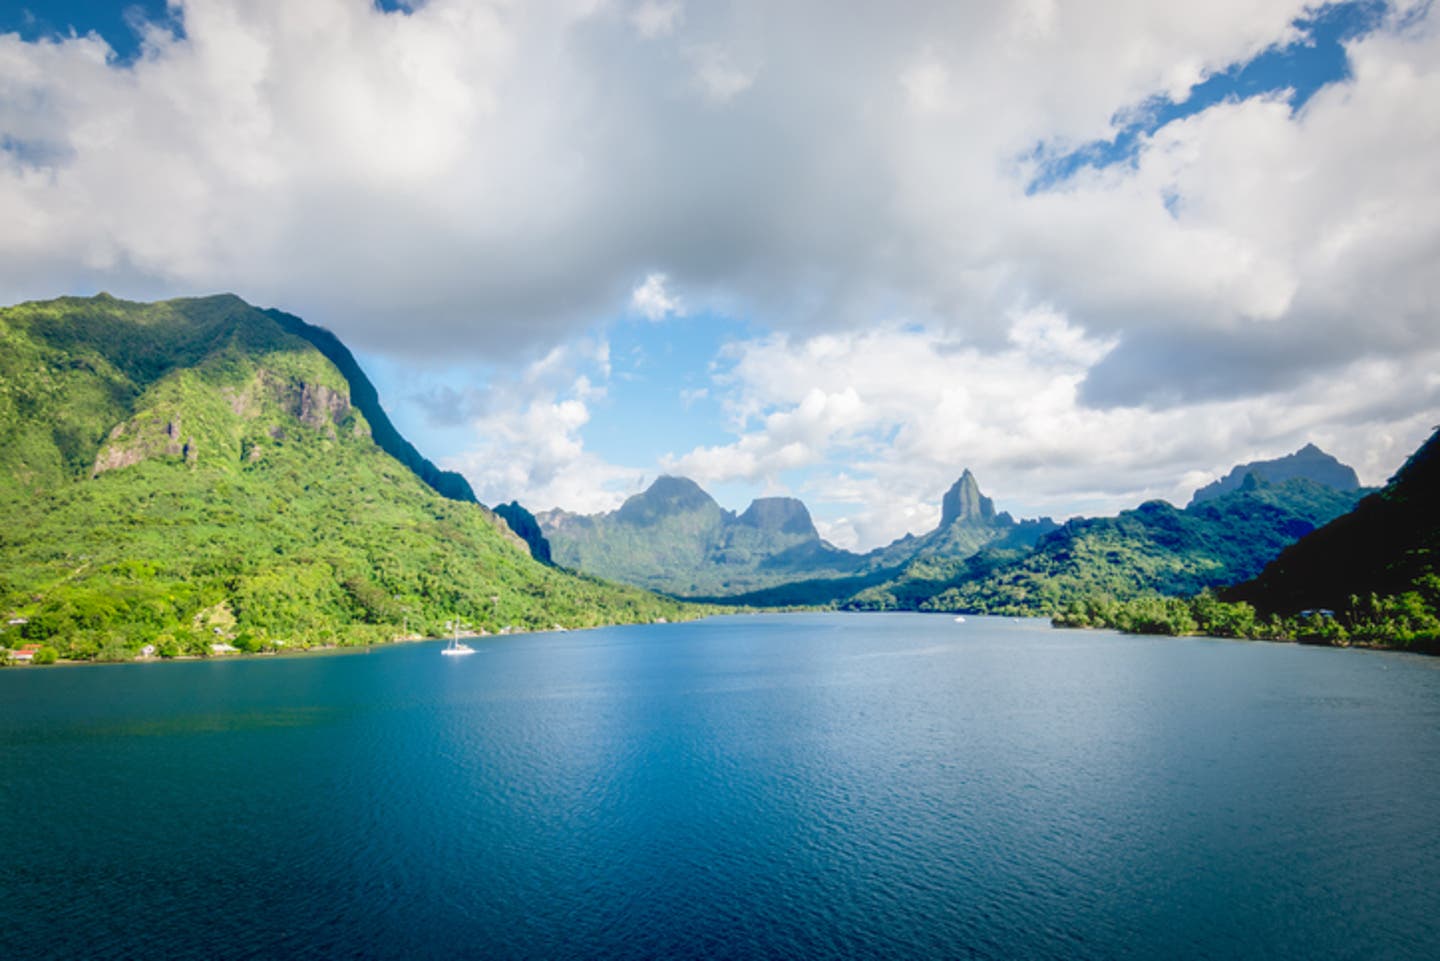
[
  {"left": 538, "top": 476, "right": 866, "bottom": 597},
  {"left": 1228, "top": 427, "right": 1440, "bottom": 617},
  {"left": 0, "top": 293, "right": 691, "bottom": 661},
  {"left": 538, "top": 469, "right": 1056, "bottom": 604},
  {"left": 840, "top": 471, "right": 1057, "bottom": 610},
  {"left": 266, "top": 308, "right": 552, "bottom": 565},
  {"left": 1054, "top": 432, "right": 1437, "bottom": 652},
  {"left": 908, "top": 474, "right": 1366, "bottom": 616},
  {"left": 1189, "top": 442, "right": 1359, "bottom": 506}
]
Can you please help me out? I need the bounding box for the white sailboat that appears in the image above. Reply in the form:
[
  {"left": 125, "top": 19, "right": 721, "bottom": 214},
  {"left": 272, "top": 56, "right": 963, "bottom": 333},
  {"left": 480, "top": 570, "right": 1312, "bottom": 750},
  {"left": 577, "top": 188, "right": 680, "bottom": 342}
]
[{"left": 441, "top": 619, "right": 476, "bottom": 656}]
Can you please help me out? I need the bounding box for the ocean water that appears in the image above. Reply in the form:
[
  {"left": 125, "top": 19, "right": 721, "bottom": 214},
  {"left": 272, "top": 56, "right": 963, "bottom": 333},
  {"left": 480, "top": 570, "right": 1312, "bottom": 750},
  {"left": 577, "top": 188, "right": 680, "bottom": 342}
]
[{"left": 2, "top": 613, "right": 1438, "bottom": 960}]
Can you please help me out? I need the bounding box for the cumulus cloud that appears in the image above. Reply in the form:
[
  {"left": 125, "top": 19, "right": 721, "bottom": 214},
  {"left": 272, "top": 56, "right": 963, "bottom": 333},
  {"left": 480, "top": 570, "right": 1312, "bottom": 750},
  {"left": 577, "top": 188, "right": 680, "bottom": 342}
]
[
  {"left": 2, "top": 0, "right": 1438, "bottom": 533},
  {"left": 3, "top": 0, "right": 1398, "bottom": 370},
  {"left": 629, "top": 272, "right": 684, "bottom": 320},
  {"left": 437, "top": 337, "right": 648, "bottom": 513},
  {"left": 664, "top": 313, "right": 1440, "bottom": 549}
]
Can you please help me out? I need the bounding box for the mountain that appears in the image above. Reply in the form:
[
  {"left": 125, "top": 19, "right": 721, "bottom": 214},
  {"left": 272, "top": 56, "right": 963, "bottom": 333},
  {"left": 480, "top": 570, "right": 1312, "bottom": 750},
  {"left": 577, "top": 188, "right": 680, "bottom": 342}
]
[
  {"left": 267, "top": 308, "right": 551, "bottom": 563},
  {"left": 1227, "top": 427, "right": 1440, "bottom": 617},
  {"left": 841, "top": 472, "right": 1058, "bottom": 610},
  {"left": 538, "top": 476, "right": 866, "bottom": 597},
  {"left": 909, "top": 475, "right": 1366, "bottom": 616},
  {"left": 1189, "top": 442, "right": 1359, "bottom": 506},
  {"left": 0, "top": 293, "right": 690, "bottom": 661},
  {"left": 492, "top": 501, "right": 553, "bottom": 565},
  {"left": 539, "top": 469, "right": 1056, "bottom": 604}
]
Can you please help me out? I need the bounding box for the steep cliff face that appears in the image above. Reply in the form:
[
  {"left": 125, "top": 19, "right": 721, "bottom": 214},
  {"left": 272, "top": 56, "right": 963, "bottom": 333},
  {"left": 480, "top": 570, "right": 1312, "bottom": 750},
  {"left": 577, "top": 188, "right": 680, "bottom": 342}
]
[
  {"left": 265, "top": 308, "right": 477, "bottom": 503},
  {"left": 736, "top": 497, "right": 819, "bottom": 538},
  {"left": 843, "top": 470, "right": 1056, "bottom": 610},
  {"left": 940, "top": 470, "right": 996, "bottom": 526},
  {"left": 493, "top": 501, "right": 554, "bottom": 565}
]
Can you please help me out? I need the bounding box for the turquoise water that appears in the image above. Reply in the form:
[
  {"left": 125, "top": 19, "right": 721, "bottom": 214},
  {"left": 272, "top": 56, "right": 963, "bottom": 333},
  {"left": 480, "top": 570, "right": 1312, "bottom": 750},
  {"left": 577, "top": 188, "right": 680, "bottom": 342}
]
[{"left": 2, "top": 613, "right": 1438, "bottom": 959}]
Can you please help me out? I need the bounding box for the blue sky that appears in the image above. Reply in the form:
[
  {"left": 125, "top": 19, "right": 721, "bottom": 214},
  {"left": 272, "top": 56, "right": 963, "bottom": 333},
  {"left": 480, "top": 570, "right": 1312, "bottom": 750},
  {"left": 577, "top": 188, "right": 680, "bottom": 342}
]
[
  {"left": 3, "top": 1, "right": 1438, "bottom": 548},
  {"left": 1029, "top": 1, "right": 1389, "bottom": 190}
]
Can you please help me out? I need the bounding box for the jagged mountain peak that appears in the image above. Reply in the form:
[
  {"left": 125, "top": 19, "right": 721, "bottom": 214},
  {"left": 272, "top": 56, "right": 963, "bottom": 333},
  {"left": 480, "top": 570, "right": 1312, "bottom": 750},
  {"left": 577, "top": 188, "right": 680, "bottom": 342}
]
[{"left": 940, "top": 469, "right": 997, "bottom": 526}]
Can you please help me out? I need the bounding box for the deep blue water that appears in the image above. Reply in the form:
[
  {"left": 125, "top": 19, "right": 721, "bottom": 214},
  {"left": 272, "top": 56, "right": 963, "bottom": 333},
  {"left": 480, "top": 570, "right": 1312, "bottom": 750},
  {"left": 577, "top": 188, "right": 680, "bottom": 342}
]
[{"left": 2, "top": 613, "right": 1439, "bottom": 960}]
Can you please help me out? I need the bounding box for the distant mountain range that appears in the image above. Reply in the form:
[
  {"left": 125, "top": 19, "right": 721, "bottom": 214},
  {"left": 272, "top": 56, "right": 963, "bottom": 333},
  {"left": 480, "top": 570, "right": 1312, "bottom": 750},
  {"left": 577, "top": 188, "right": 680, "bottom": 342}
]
[
  {"left": 538, "top": 477, "right": 867, "bottom": 598},
  {"left": 540, "top": 446, "right": 1372, "bottom": 614},
  {"left": 888, "top": 474, "right": 1365, "bottom": 616}
]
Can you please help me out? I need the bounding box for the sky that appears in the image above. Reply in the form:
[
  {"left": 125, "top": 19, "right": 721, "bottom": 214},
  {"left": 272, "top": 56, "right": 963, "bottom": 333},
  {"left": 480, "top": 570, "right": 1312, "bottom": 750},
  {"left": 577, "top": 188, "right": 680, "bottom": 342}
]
[{"left": 1, "top": 1, "right": 1438, "bottom": 550}]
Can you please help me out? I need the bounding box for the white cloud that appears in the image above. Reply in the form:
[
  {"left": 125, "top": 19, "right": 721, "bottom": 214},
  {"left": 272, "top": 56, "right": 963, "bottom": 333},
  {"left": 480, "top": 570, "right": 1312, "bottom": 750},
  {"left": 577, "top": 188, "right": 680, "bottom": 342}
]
[
  {"left": 630, "top": 0, "right": 683, "bottom": 39},
  {"left": 1, "top": 0, "right": 1438, "bottom": 530},
  {"left": 685, "top": 43, "right": 755, "bottom": 102},
  {"left": 629, "top": 272, "right": 684, "bottom": 319},
  {"left": 666, "top": 313, "right": 1440, "bottom": 549},
  {"left": 2, "top": 0, "right": 1426, "bottom": 381},
  {"left": 439, "top": 339, "right": 646, "bottom": 513}
]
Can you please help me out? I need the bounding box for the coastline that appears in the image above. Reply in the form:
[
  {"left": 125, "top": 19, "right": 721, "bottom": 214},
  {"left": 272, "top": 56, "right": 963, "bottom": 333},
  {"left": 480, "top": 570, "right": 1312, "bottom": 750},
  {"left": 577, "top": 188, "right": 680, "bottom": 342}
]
[{"left": 0, "top": 613, "right": 718, "bottom": 670}]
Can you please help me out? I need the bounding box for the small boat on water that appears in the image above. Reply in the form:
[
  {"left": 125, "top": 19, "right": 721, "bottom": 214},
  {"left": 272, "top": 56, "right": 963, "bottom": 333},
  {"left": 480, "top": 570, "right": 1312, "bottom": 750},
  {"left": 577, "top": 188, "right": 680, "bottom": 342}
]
[
  {"left": 441, "top": 620, "right": 476, "bottom": 656},
  {"left": 953, "top": 616, "right": 967, "bottom": 623}
]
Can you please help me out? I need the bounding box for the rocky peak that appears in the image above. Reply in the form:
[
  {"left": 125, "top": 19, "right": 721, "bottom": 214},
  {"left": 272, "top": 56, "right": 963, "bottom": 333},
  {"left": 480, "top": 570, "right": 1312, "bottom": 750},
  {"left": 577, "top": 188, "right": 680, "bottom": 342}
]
[
  {"left": 940, "top": 469, "right": 997, "bottom": 526},
  {"left": 615, "top": 475, "right": 719, "bottom": 526},
  {"left": 737, "top": 497, "right": 819, "bottom": 538}
]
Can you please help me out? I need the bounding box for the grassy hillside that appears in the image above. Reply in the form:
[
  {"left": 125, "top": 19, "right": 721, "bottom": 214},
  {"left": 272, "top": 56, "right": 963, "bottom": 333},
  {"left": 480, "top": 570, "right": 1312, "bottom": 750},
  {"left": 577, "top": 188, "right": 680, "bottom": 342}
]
[{"left": 0, "top": 294, "right": 693, "bottom": 661}]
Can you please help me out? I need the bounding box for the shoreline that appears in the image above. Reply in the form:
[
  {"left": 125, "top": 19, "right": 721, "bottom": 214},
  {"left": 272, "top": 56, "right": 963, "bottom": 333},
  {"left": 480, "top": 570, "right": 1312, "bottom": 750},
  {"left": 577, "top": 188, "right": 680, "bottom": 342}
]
[
  {"left": 7, "top": 610, "right": 1436, "bottom": 670},
  {"left": 0, "top": 614, "right": 716, "bottom": 670},
  {"left": 1050, "top": 619, "right": 1440, "bottom": 657}
]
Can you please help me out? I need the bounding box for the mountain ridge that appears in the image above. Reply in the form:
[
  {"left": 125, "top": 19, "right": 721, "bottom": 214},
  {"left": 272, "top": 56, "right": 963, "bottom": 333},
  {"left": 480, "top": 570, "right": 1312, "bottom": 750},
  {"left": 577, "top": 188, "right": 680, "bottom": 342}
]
[
  {"left": 1189, "top": 442, "right": 1359, "bottom": 507},
  {"left": 538, "top": 469, "right": 1051, "bottom": 601}
]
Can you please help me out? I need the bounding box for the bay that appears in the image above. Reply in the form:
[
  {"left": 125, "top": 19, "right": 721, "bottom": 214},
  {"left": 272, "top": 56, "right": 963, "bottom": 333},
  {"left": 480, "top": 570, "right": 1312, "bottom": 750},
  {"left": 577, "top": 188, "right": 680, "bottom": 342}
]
[{"left": 2, "top": 613, "right": 1438, "bottom": 960}]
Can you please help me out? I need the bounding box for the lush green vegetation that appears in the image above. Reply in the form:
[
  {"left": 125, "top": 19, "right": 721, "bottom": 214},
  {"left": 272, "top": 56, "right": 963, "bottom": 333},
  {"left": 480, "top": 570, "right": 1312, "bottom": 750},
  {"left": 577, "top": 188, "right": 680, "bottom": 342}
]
[
  {"left": 870, "top": 477, "right": 1366, "bottom": 616},
  {"left": 1056, "top": 429, "right": 1440, "bottom": 654},
  {"left": 1188, "top": 442, "right": 1359, "bottom": 506},
  {"left": 1053, "top": 582, "right": 1440, "bottom": 654},
  {"left": 1227, "top": 428, "right": 1440, "bottom": 616},
  {"left": 540, "top": 477, "right": 873, "bottom": 597},
  {"left": 542, "top": 469, "right": 1050, "bottom": 604},
  {"left": 0, "top": 294, "right": 698, "bottom": 662}
]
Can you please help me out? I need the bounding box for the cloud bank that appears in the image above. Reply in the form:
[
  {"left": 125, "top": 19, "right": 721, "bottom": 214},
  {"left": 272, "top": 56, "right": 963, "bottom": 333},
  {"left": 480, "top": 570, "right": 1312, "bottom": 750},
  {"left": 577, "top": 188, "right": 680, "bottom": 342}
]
[{"left": 3, "top": 1, "right": 1438, "bottom": 546}]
